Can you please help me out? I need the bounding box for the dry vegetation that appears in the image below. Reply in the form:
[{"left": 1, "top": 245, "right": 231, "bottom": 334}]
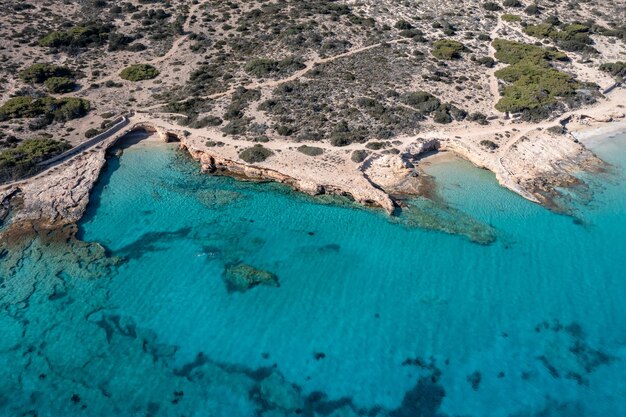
[{"left": 0, "top": 0, "right": 625, "bottom": 161}]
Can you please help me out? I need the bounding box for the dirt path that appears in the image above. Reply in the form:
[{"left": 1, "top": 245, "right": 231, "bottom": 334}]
[
  {"left": 62, "top": 1, "right": 202, "bottom": 92},
  {"left": 139, "top": 37, "right": 407, "bottom": 111},
  {"left": 487, "top": 17, "right": 504, "bottom": 112}
]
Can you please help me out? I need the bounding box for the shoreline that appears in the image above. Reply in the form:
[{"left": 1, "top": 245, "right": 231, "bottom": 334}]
[
  {"left": 571, "top": 120, "right": 626, "bottom": 145},
  {"left": 2, "top": 103, "right": 626, "bottom": 243}
]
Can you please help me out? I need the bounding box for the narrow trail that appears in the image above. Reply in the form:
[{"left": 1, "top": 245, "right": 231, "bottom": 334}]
[
  {"left": 139, "top": 37, "right": 407, "bottom": 111},
  {"left": 61, "top": 1, "right": 202, "bottom": 93},
  {"left": 487, "top": 17, "right": 505, "bottom": 111}
]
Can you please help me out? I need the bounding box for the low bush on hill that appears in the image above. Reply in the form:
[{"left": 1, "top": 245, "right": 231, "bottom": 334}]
[
  {"left": 502, "top": 14, "right": 521, "bottom": 22},
  {"left": 599, "top": 62, "right": 626, "bottom": 78},
  {"left": 351, "top": 150, "right": 368, "bottom": 163},
  {"left": 239, "top": 145, "right": 273, "bottom": 163},
  {"left": 503, "top": 0, "right": 522, "bottom": 7},
  {"left": 120, "top": 64, "right": 159, "bottom": 81},
  {"left": 245, "top": 57, "right": 305, "bottom": 77},
  {"left": 19, "top": 64, "right": 74, "bottom": 84},
  {"left": 44, "top": 77, "right": 76, "bottom": 93},
  {"left": 482, "top": 2, "right": 503, "bottom": 11},
  {"left": 297, "top": 145, "right": 324, "bottom": 156},
  {"left": 432, "top": 39, "right": 467, "bottom": 60},
  {"left": 39, "top": 23, "right": 114, "bottom": 49},
  {"left": 492, "top": 39, "right": 568, "bottom": 64},
  {"left": 0, "top": 138, "right": 71, "bottom": 182},
  {"left": 491, "top": 39, "right": 595, "bottom": 118},
  {"left": 0, "top": 96, "right": 90, "bottom": 124},
  {"left": 523, "top": 22, "right": 597, "bottom": 53}
]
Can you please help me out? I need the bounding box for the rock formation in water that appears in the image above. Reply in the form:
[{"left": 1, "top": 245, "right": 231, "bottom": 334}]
[{"left": 223, "top": 263, "right": 279, "bottom": 293}]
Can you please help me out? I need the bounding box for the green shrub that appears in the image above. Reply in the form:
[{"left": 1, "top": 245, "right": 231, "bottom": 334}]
[
  {"left": 523, "top": 22, "right": 595, "bottom": 53},
  {"left": 52, "top": 98, "right": 91, "bottom": 122},
  {"left": 432, "top": 39, "right": 466, "bottom": 60},
  {"left": 480, "top": 140, "right": 499, "bottom": 150},
  {"left": 492, "top": 40, "right": 581, "bottom": 115},
  {"left": 599, "top": 62, "right": 626, "bottom": 78},
  {"left": 395, "top": 20, "right": 414, "bottom": 30},
  {"left": 492, "top": 39, "right": 568, "bottom": 64},
  {"left": 44, "top": 77, "right": 76, "bottom": 93},
  {"left": 0, "top": 138, "right": 71, "bottom": 182},
  {"left": 19, "top": 63, "right": 73, "bottom": 84},
  {"left": 85, "top": 128, "right": 100, "bottom": 138},
  {"left": 0, "top": 96, "right": 90, "bottom": 123},
  {"left": 38, "top": 23, "right": 114, "bottom": 49},
  {"left": 476, "top": 56, "right": 496, "bottom": 67},
  {"left": 245, "top": 57, "right": 305, "bottom": 77},
  {"left": 503, "top": 0, "right": 521, "bottom": 7},
  {"left": 502, "top": 14, "right": 521, "bottom": 22},
  {"left": 469, "top": 112, "right": 489, "bottom": 125},
  {"left": 120, "top": 64, "right": 159, "bottom": 81},
  {"left": 239, "top": 145, "right": 273, "bottom": 163},
  {"left": 524, "top": 4, "right": 541, "bottom": 15},
  {"left": 297, "top": 145, "right": 324, "bottom": 156},
  {"left": 351, "top": 150, "right": 368, "bottom": 163},
  {"left": 482, "top": 2, "right": 503, "bottom": 11},
  {"left": 366, "top": 141, "right": 386, "bottom": 150}
]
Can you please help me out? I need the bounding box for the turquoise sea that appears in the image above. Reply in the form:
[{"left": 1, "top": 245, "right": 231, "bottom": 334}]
[{"left": 1, "top": 130, "right": 626, "bottom": 417}]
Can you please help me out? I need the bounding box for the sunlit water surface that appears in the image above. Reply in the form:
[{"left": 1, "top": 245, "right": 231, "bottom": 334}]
[{"left": 1, "top": 131, "right": 625, "bottom": 417}]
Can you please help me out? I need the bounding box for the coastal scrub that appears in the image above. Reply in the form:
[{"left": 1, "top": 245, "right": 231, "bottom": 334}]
[
  {"left": 0, "top": 96, "right": 90, "bottom": 124},
  {"left": 239, "top": 145, "right": 273, "bottom": 163},
  {"left": 432, "top": 39, "right": 466, "bottom": 60},
  {"left": 491, "top": 39, "right": 593, "bottom": 118},
  {"left": 0, "top": 138, "right": 70, "bottom": 182},
  {"left": 120, "top": 64, "right": 160, "bottom": 81}
]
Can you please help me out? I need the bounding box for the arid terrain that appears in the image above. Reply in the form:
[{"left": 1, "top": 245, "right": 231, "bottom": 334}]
[{"left": 1, "top": 0, "right": 626, "bottom": 231}]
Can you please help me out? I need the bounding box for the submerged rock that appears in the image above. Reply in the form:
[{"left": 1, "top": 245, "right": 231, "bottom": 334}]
[
  {"left": 258, "top": 372, "right": 302, "bottom": 411},
  {"left": 223, "top": 263, "right": 279, "bottom": 292}
]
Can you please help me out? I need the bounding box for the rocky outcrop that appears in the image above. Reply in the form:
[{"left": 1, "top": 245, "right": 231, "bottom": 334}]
[
  {"left": 223, "top": 263, "right": 279, "bottom": 292},
  {"left": 181, "top": 142, "right": 397, "bottom": 213},
  {"left": 0, "top": 124, "right": 151, "bottom": 244},
  {"left": 0, "top": 147, "right": 109, "bottom": 246}
]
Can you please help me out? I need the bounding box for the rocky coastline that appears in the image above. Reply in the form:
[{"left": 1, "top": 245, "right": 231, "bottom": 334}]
[{"left": 1, "top": 113, "right": 625, "bottom": 247}]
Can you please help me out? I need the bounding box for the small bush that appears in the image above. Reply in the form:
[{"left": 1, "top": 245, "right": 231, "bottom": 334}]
[
  {"left": 120, "top": 64, "right": 159, "bottom": 81},
  {"left": 239, "top": 145, "right": 273, "bottom": 163},
  {"left": 476, "top": 56, "right": 496, "bottom": 67},
  {"left": 366, "top": 141, "right": 386, "bottom": 150},
  {"left": 524, "top": 4, "right": 541, "bottom": 15},
  {"left": 351, "top": 150, "right": 368, "bottom": 163},
  {"left": 480, "top": 140, "right": 499, "bottom": 150},
  {"left": 482, "top": 2, "right": 503, "bottom": 11},
  {"left": 599, "top": 62, "right": 626, "bottom": 78},
  {"left": 38, "top": 23, "right": 114, "bottom": 49},
  {"left": 432, "top": 39, "right": 466, "bottom": 60},
  {"left": 245, "top": 57, "right": 305, "bottom": 78},
  {"left": 503, "top": 0, "right": 521, "bottom": 7},
  {"left": 297, "top": 145, "right": 324, "bottom": 156},
  {"left": 468, "top": 112, "right": 489, "bottom": 125},
  {"left": 44, "top": 77, "right": 76, "bottom": 93},
  {"left": 19, "top": 63, "right": 73, "bottom": 84},
  {"left": 85, "top": 128, "right": 100, "bottom": 138},
  {"left": 547, "top": 125, "right": 566, "bottom": 135},
  {"left": 502, "top": 14, "right": 521, "bottom": 22}
]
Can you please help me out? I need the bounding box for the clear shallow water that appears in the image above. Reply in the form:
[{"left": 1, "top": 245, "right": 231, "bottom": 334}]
[{"left": 1, "top": 131, "right": 626, "bottom": 417}]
